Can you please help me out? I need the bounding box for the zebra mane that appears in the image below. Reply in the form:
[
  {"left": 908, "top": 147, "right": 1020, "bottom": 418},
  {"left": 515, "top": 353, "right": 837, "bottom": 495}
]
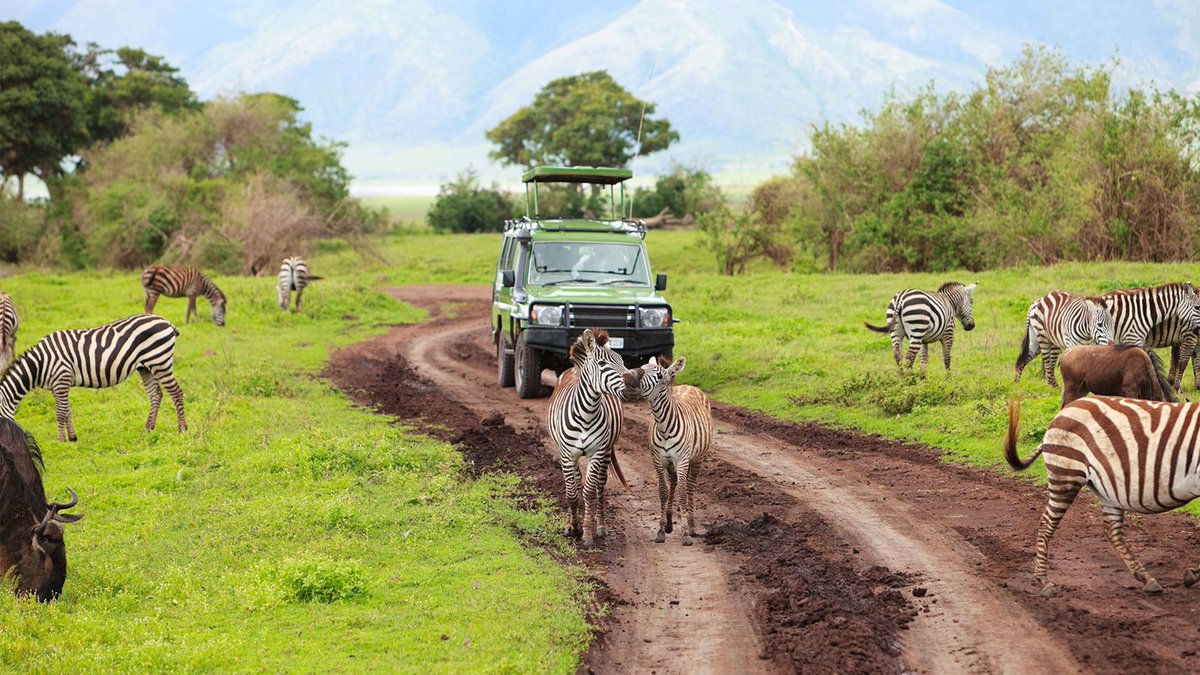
[
  {"left": 938, "top": 281, "right": 964, "bottom": 293},
  {"left": 568, "top": 330, "right": 610, "bottom": 364}
]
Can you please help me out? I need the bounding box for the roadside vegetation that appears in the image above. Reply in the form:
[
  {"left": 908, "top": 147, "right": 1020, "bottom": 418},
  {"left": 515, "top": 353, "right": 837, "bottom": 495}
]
[{"left": 0, "top": 270, "right": 589, "bottom": 671}]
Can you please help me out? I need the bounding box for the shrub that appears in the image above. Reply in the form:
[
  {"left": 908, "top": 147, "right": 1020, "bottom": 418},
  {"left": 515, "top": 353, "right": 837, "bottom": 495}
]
[
  {"left": 273, "top": 559, "right": 366, "bottom": 603},
  {"left": 632, "top": 164, "right": 724, "bottom": 219},
  {"left": 427, "top": 170, "right": 514, "bottom": 233}
]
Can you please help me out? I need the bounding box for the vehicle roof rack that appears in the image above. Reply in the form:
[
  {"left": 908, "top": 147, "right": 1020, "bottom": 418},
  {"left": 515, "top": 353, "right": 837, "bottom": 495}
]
[
  {"left": 504, "top": 217, "right": 647, "bottom": 239},
  {"left": 521, "top": 166, "right": 633, "bottom": 185}
]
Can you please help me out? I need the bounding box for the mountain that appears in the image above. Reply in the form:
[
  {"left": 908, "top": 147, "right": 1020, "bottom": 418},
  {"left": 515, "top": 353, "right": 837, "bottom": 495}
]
[{"left": 8, "top": 0, "right": 1200, "bottom": 185}]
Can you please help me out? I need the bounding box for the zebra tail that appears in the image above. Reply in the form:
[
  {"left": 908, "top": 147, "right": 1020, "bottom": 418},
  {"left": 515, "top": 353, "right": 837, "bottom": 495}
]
[
  {"left": 1004, "top": 396, "right": 1043, "bottom": 471},
  {"left": 609, "top": 450, "right": 630, "bottom": 492},
  {"left": 307, "top": 275, "right": 325, "bottom": 281},
  {"left": 1147, "top": 349, "right": 1178, "bottom": 403},
  {"left": 864, "top": 319, "right": 895, "bottom": 333},
  {"left": 1016, "top": 326, "right": 1032, "bottom": 373}
]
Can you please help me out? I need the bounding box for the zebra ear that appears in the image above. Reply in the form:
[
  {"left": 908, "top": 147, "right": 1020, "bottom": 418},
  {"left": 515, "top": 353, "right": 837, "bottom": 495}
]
[
  {"left": 579, "top": 329, "right": 596, "bottom": 353},
  {"left": 667, "top": 356, "right": 686, "bottom": 379},
  {"left": 965, "top": 283, "right": 978, "bottom": 293}
]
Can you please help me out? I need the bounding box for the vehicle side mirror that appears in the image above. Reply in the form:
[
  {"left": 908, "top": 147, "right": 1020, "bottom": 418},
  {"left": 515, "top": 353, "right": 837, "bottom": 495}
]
[
  {"left": 655, "top": 273, "right": 667, "bottom": 291},
  {"left": 502, "top": 270, "right": 516, "bottom": 288}
]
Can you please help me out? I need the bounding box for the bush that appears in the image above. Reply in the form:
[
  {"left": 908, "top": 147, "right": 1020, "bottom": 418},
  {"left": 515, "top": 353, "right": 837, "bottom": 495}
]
[
  {"left": 632, "top": 164, "right": 724, "bottom": 219},
  {"left": 0, "top": 198, "right": 45, "bottom": 263},
  {"left": 427, "top": 170, "right": 514, "bottom": 233},
  {"left": 273, "top": 558, "right": 366, "bottom": 603},
  {"left": 697, "top": 206, "right": 793, "bottom": 275}
]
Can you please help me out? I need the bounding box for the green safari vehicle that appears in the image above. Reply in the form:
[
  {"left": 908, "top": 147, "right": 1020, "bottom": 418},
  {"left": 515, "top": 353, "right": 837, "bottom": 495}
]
[{"left": 492, "top": 166, "right": 674, "bottom": 398}]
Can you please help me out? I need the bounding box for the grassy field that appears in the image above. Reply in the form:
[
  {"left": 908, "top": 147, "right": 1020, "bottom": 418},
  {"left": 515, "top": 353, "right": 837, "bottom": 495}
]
[
  {"left": 0, "top": 271, "right": 589, "bottom": 671},
  {"left": 338, "top": 231, "right": 1200, "bottom": 489},
  {"left": 360, "top": 195, "right": 437, "bottom": 227}
]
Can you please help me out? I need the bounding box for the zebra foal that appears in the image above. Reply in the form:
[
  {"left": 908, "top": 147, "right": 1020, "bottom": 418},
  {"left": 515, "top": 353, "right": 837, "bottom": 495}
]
[
  {"left": 547, "top": 329, "right": 630, "bottom": 547},
  {"left": 625, "top": 355, "right": 712, "bottom": 546},
  {"left": 865, "top": 282, "right": 977, "bottom": 376},
  {"left": 141, "top": 265, "right": 227, "bottom": 327},
  {"left": 278, "top": 257, "right": 322, "bottom": 312},
  {"left": 1007, "top": 395, "right": 1200, "bottom": 596},
  {"left": 0, "top": 291, "right": 17, "bottom": 373},
  {"left": 0, "top": 315, "right": 187, "bottom": 442},
  {"left": 1014, "top": 291, "right": 1113, "bottom": 387}
]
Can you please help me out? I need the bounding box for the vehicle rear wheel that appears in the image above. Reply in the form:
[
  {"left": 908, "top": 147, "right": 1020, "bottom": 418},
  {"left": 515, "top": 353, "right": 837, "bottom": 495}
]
[
  {"left": 515, "top": 333, "right": 544, "bottom": 399},
  {"left": 497, "top": 334, "right": 515, "bottom": 388}
]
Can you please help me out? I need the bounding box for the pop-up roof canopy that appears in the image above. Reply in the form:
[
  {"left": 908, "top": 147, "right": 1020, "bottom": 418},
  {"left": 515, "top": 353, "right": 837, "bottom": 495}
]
[{"left": 521, "top": 166, "right": 633, "bottom": 185}]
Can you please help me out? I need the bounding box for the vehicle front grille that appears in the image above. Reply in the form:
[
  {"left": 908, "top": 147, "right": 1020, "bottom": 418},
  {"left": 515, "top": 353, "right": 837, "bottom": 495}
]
[{"left": 567, "top": 304, "right": 635, "bottom": 329}]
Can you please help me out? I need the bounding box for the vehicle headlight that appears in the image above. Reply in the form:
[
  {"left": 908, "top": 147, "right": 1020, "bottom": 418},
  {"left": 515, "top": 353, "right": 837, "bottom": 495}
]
[
  {"left": 639, "top": 307, "right": 670, "bottom": 328},
  {"left": 531, "top": 305, "right": 564, "bottom": 326}
]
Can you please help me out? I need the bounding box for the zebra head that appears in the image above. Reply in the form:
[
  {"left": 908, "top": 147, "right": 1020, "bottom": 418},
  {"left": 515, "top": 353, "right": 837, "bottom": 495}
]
[
  {"left": 625, "top": 355, "right": 686, "bottom": 403},
  {"left": 941, "top": 282, "right": 977, "bottom": 331},
  {"left": 1089, "top": 301, "right": 1114, "bottom": 345},
  {"left": 569, "top": 329, "right": 628, "bottom": 399},
  {"left": 212, "top": 290, "right": 227, "bottom": 327}
]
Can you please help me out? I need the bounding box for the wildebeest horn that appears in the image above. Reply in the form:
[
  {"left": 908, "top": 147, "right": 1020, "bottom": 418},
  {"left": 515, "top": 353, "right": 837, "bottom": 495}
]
[{"left": 48, "top": 487, "right": 78, "bottom": 513}]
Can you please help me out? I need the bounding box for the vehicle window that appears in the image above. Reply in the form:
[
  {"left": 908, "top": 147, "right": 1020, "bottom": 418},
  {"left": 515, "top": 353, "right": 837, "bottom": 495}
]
[
  {"left": 527, "top": 243, "right": 650, "bottom": 286},
  {"left": 499, "top": 238, "right": 514, "bottom": 271}
]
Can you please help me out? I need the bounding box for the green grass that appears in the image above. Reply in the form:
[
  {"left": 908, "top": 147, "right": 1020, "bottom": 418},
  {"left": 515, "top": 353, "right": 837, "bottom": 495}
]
[
  {"left": 0, "top": 270, "right": 589, "bottom": 671},
  {"left": 360, "top": 195, "right": 436, "bottom": 226}
]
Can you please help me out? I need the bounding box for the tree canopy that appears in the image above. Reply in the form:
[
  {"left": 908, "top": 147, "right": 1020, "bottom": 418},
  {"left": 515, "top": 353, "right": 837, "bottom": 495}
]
[
  {"left": 486, "top": 71, "right": 678, "bottom": 169},
  {"left": 76, "top": 45, "right": 200, "bottom": 146}
]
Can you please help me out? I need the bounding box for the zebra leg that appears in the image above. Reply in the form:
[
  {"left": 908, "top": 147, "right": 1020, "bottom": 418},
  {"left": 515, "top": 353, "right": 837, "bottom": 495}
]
[
  {"left": 1042, "top": 348, "right": 1061, "bottom": 389},
  {"left": 594, "top": 454, "right": 611, "bottom": 539},
  {"left": 295, "top": 288, "right": 304, "bottom": 312},
  {"left": 904, "top": 342, "right": 921, "bottom": 371},
  {"left": 653, "top": 452, "right": 670, "bottom": 543},
  {"left": 581, "top": 457, "right": 605, "bottom": 547},
  {"left": 919, "top": 343, "right": 930, "bottom": 378},
  {"left": 676, "top": 459, "right": 694, "bottom": 546},
  {"left": 1034, "top": 476, "right": 1082, "bottom": 597},
  {"left": 144, "top": 290, "right": 159, "bottom": 314},
  {"left": 278, "top": 287, "right": 290, "bottom": 311},
  {"left": 186, "top": 296, "right": 197, "bottom": 324},
  {"left": 890, "top": 333, "right": 903, "bottom": 368},
  {"left": 561, "top": 457, "right": 582, "bottom": 538},
  {"left": 941, "top": 336, "right": 953, "bottom": 371},
  {"left": 666, "top": 464, "right": 678, "bottom": 534},
  {"left": 154, "top": 369, "right": 188, "bottom": 432},
  {"left": 51, "top": 382, "right": 76, "bottom": 443},
  {"left": 1102, "top": 507, "right": 1163, "bottom": 594},
  {"left": 139, "top": 367, "right": 163, "bottom": 431}
]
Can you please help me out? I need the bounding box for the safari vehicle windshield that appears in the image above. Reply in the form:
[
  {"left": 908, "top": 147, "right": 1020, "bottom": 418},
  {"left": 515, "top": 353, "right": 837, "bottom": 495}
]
[{"left": 527, "top": 242, "right": 651, "bottom": 286}]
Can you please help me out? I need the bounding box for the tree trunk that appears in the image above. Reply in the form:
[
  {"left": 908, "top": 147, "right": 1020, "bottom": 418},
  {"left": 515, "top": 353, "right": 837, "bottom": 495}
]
[{"left": 16, "top": 174, "right": 24, "bottom": 201}]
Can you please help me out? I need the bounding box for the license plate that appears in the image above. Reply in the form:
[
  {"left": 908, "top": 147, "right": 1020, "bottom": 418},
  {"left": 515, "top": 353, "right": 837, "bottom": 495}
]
[{"left": 607, "top": 337, "right": 624, "bottom": 349}]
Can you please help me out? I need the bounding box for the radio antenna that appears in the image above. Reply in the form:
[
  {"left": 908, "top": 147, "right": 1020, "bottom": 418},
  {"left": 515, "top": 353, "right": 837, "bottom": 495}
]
[{"left": 627, "top": 56, "right": 657, "bottom": 219}]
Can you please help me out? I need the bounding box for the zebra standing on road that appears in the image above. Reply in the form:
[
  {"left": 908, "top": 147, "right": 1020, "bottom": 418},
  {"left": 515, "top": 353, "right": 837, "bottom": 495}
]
[
  {"left": 625, "top": 355, "right": 713, "bottom": 546},
  {"left": 0, "top": 314, "right": 187, "bottom": 442},
  {"left": 547, "top": 329, "right": 630, "bottom": 547},
  {"left": 864, "top": 282, "right": 978, "bottom": 376},
  {"left": 278, "top": 256, "right": 322, "bottom": 312},
  {"left": 0, "top": 291, "right": 17, "bottom": 374},
  {"left": 1102, "top": 283, "right": 1200, "bottom": 389},
  {"left": 1006, "top": 395, "right": 1200, "bottom": 597},
  {"left": 1014, "top": 291, "right": 1113, "bottom": 387},
  {"left": 141, "top": 265, "right": 227, "bottom": 327}
]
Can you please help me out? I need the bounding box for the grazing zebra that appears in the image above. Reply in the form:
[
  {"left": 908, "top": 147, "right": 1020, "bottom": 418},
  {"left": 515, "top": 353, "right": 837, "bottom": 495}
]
[
  {"left": 547, "top": 329, "right": 630, "bottom": 547},
  {"left": 278, "top": 257, "right": 323, "bottom": 312},
  {"left": 1102, "top": 283, "right": 1200, "bottom": 389},
  {"left": 141, "top": 265, "right": 227, "bottom": 327},
  {"left": 1014, "top": 291, "right": 1113, "bottom": 387},
  {"left": 864, "top": 282, "right": 978, "bottom": 376},
  {"left": 1006, "top": 395, "right": 1200, "bottom": 596},
  {"left": 0, "top": 315, "right": 187, "bottom": 442},
  {"left": 0, "top": 291, "right": 17, "bottom": 374},
  {"left": 625, "top": 355, "right": 713, "bottom": 546}
]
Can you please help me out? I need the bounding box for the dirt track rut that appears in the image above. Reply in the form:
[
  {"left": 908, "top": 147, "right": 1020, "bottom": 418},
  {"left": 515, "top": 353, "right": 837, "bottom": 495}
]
[{"left": 327, "top": 285, "right": 1200, "bottom": 674}]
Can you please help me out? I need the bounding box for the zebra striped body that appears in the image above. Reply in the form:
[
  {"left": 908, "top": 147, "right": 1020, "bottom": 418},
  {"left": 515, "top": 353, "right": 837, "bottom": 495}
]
[
  {"left": 0, "top": 315, "right": 187, "bottom": 442},
  {"left": 547, "top": 329, "right": 629, "bottom": 547},
  {"left": 141, "top": 265, "right": 226, "bottom": 327},
  {"left": 1006, "top": 395, "right": 1200, "bottom": 596},
  {"left": 0, "top": 291, "right": 16, "bottom": 374},
  {"left": 865, "top": 282, "right": 978, "bottom": 375},
  {"left": 627, "top": 356, "right": 713, "bottom": 546},
  {"left": 278, "top": 256, "right": 319, "bottom": 312},
  {"left": 1015, "top": 291, "right": 1113, "bottom": 387},
  {"left": 1102, "top": 283, "right": 1200, "bottom": 389}
]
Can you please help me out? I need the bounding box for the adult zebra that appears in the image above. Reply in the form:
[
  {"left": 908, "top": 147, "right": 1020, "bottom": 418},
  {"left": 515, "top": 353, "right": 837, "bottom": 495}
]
[
  {"left": 141, "top": 265, "right": 227, "bottom": 327},
  {"left": 865, "top": 282, "right": 978, "bottom": 376},
  {"left": 278, "top": 257, "right": 322, "bottom": 312},
  {"left": 1014, "top": 291, "right": 1113, "bottom": 387},
  {"left": 1102, "top": 283, "right": 1200, "bottom": 389},
  {"left": 0, "top": 291, "right": 17, "bottom": 374},
  {"left": 1007, "top": 395, "right": 1200, "bottom": 596},
  {"left": 0, "top": 315, "right": 187, "bottom": 442},
  {"left": 547, "top": 329, "right": 630, "bottom": 547},
  {"left": 625, "top": 355, "right": 713, "bottom": 546}
]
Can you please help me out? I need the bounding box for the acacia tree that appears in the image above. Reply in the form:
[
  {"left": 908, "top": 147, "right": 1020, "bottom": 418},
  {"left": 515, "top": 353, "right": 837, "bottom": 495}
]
[
  {"left": 0, "top": 22, "right": 88, "bottom": 199},
  {"left": 486, "top": 71, "right": 678, "bottom": 168},
  {"left": 76, "top": 45, "right": 199, "bottom": 146}
]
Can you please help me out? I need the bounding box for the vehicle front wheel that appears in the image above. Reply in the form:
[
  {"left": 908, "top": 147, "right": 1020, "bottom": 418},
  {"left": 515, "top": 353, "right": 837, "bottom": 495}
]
[
  {"left": 515, "top": 333, "right": 544, "bottom": 399},
  {"left": 497, "top": 334, "right": 515, "bottom": 388}
]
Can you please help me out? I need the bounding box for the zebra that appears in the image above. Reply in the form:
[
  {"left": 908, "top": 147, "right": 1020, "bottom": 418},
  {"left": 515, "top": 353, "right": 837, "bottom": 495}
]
[
  {"left": 0, "top": 291, "right": 17, "bottom": 374},
  {"left": 141, "top": 265, "right": 227, "bottom": 327},
  {"left": 864, "top": 282, "right": 978, "bottom": 376},
  {"left": 278, "top": 257, "right": 323, "bottom": 312},
  {"left": 1006, "top": 395, "right": 1200, "bottom": 597},
  {"left": 547, "top": 329, "right": 630, "bottom": 547},
  {"left": 1102, "top": 283, "right": 1200, "bottom": 389},
  {"left": 0, "top": 315, "right": 187, "bottom": 442},
  {"left": 624, "top": 355, "right": 713, "bottom": 546},
  {"left": 1014, "top": 291, "right": 1113, "bottom": 387}
]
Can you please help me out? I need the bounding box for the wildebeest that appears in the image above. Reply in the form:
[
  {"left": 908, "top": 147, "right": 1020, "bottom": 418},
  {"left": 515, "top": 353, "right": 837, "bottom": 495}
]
[
  {"left": 0, "top": 418, "right": 82, "bottom": 601},
  {"left": 1058, "top": 345, "right": 1177, "bottom": 408}
]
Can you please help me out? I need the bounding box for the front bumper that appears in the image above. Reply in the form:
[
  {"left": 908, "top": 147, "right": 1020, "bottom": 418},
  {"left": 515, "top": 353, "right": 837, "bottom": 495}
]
[{"left": 522, "top": 326, "right": 674, "bottom": 358}]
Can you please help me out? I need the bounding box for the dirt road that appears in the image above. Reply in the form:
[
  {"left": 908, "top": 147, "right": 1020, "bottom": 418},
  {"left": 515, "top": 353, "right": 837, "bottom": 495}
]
[{"left": 327, "top": 285, "right": 1200, "bottom": 674}]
